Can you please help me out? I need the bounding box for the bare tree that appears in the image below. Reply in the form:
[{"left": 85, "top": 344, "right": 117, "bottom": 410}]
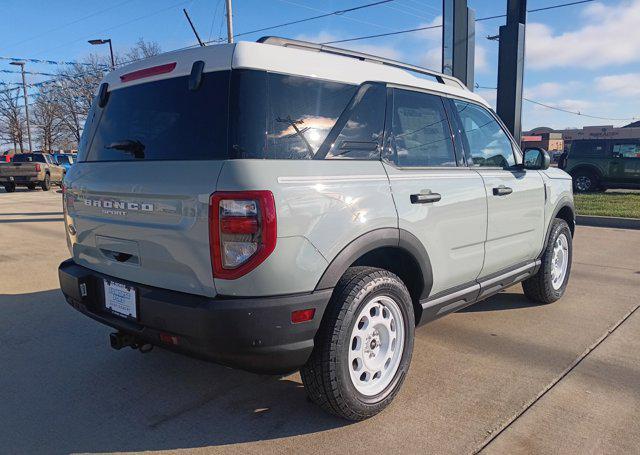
[
  {"left": 0, "top": 88, "right": 26, "bottom": 152},
  {"left": 124, "top": 38, "right": 162, "bottom": 63},
  {"left": 33, "top": 90, "right": 65, "bottom": 152}
]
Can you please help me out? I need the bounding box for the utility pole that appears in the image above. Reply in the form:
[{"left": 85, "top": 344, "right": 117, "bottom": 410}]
[
  {"left": 10, "top": 61, "right": 32, "bottom": 152},
  {"left": 225, "top": 0, "right": 234, "bottom": 43},
  {"left": 496, "top": 0, "right": 527, "bottom": 141}
]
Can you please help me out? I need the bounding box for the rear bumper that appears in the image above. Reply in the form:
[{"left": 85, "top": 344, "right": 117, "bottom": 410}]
[
  {"left": 58, "top": 259, "right": 332, "bottom": 374},
  {"left": 0, "top": 176, "right": 38, "bottom": 183}
]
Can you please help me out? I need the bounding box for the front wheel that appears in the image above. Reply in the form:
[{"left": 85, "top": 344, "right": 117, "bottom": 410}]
[
  {"left": 4, "top": 182, "right": 16, "bottom": 193},
  {"left": 523, "top": 219, "right": 572, "bottom": 304},
  {"left": 301, "top": 266, "right": 415, "bottom": 421},
  {"left": 572, "top": 170, "right": 599, "bottom": 193}
]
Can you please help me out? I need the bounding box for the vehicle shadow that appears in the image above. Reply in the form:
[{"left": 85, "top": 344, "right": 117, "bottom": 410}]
[
  {"left": 460, "top": 290, "right": 543, "bottom": 312},
  {"left": 0, "top": 289, "right": 350, "bottom": 454}
]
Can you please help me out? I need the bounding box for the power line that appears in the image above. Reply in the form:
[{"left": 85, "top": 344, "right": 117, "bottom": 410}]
[
  {"left": 233, "top": 0, "right": 396, "bottom": 38},
  {"left": 475, "top": 84, "right": 637, "bottom": 122},
  {"left": 0, "top": 56, "right": 102, "bottom": 67},
  {"left": 321, "top": 0, "right": 594, "bottom": 44},
  {"left": 524, "top": 98, "right": 637, "bottom": 122}
]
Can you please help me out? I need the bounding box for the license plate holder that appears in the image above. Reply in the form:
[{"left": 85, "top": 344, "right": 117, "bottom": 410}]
[{"left": 103, "top": 279, "right": 138, "bottom": 320}]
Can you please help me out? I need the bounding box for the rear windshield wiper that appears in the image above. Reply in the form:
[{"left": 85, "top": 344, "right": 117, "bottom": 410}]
[{"left": 106, "top": 139, "right": 146, "bottom": 159}]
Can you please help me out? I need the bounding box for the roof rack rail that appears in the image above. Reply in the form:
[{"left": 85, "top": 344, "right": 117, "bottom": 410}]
[{"left": 257, "top": 36, "right": 468, "bottom": 91}]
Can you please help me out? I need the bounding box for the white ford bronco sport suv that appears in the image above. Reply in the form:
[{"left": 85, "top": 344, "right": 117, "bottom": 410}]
[{"left": 59, "top": 37, "right": 575, "bottom": 421}]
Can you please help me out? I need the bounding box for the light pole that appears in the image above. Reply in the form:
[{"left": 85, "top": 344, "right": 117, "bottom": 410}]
[
  {"left": 9, "top": 61, "right": 32, "bottom": 152},
  {"left": 88, "top": 38, "right": 115, "bottom": 69}
]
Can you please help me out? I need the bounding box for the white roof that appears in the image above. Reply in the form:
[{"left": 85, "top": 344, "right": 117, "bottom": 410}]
[{"left": 102, "top": 41, "right": 489, "bottom": 107}]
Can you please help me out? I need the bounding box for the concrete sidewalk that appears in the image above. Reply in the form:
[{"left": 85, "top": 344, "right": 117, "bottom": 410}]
[{"left": 0, "top": 190, "right": 639, "bottom": 454}]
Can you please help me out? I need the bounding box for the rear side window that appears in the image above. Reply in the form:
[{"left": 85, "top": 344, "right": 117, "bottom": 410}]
[
  {"left": 390, "top": 88, "right": 456, "bottom": 167},
  {"left": 454, "top": 100, "right": 515, "bottom": 168},
  {"left": 571, "top": 140, "right": 608, "bottom": 158},
  {"left": 230, "top": 70, "right": 357, "bottom": 159},
  {"left": 83, "top": 71, "right": 230, "bottom": 162}
]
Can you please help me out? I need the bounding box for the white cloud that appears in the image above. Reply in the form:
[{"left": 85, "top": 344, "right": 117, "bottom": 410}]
[
  {"left": 595, "top": 73, "right": 640, "bottom": 97},
  {"left": 294, "top": 31, "right": 402, "bottom": 60},
  {"left": 526, "top": 0, "right": 640, "bottom": 70},
  {"left": 524, "top": 81, "right": 583, "bottom": 99},
  {"left": 475, "top": 88, "right": 497, "bottom": 108}
]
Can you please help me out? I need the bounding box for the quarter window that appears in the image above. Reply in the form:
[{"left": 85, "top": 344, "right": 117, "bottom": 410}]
[
  {"left": 324, "top": 83, "right": 386, "bottom": 160},
  {"left": 454, "top": 100, "right": 515, "bottom": 168},
  {"left": 390, "top": 89, "right": 456, "bottom": 167}
]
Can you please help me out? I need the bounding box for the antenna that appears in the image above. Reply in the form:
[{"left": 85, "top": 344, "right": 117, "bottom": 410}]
[{"left": 183, "top": 8, "right": 205, "bottom": 47}]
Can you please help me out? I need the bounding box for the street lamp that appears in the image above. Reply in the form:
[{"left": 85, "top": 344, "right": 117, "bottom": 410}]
[
  {"left": 88, "top": 38, "right": 115, "bottom": 69},
  {"left": 9, "top": 61, "right": 32, "bottom": 152}
]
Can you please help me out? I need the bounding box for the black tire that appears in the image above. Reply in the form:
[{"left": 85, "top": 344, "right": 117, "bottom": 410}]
[
  {"left": 26, "top": 183, "right": 36, "bottom": 190},
  {"left": 572, "top": 169, "right": 599, "bottom": 193},
  {"left": 301, "top": 266, "right": 415, "bottom": 421},
  {"left": 4, "top": 182, "right": 16, "bottom": 193},
  {"left": 523, "top": 219, "right": 572, "bottom": 304},
  {"left": 41, "top": 174, "right": 51, "bottom": 191}
]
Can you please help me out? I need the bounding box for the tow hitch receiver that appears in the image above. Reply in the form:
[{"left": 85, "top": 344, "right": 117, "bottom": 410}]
[{"left": 109, "top": 332, "right": 153, "bottom": 353}]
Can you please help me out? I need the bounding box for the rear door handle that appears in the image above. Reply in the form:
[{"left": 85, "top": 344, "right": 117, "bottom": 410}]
[
  {"left": 410, "top": 192, "right": 441, "bottom": 204},
  {"left": 493, "top": 186, "right": 513, "bottom": 196}
]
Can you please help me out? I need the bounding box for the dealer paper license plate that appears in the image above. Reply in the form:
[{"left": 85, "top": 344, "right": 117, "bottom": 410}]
[{"left": 103, "top": 279, "right": 137, "bottom": 320}]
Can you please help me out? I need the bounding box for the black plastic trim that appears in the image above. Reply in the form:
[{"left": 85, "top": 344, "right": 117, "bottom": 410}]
[
  {"left": 59, "top": 259, "right": 332, "bottom": 374},
  {"left": 314, "top": 228, "right": 433, "bottom": 300},
  {"left": 418, "top": 260, "right": 540, "bottom": 325},
  {"left": 541, "top": 199, "right": 575, "bottom": 257}
]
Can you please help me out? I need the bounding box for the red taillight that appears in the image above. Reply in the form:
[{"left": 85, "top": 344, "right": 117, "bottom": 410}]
[
  {"left": 209, "top": 191, "right": 277, "bottom": 280},
  {"left": 120, "top": 62, "right": 177, "bottom": 83},
  {"left": 291, "top": 309, "right": 315, "bottom": 324},
  {"left": 35, "top": 163, "right": 41, "bottom": 172},
  {"left": 220, "top": 217, "right": 259, "bottom": 234}
]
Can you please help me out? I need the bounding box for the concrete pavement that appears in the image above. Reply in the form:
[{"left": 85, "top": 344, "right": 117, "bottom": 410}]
[{"left": 0, "top": 188, "right": 639, "bottom": 454}]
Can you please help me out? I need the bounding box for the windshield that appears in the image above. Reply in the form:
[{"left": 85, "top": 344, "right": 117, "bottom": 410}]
[
  {"left": 13, "top": 154, "right": 45, "bottom": 163},
  {"left": 82, "top": 71, "right": 230, "bottom": 162}
]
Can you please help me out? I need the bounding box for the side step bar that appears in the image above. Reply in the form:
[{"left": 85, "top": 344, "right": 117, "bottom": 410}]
[{"left": 418, "top": 260, "right": 541, "bottom": 324}]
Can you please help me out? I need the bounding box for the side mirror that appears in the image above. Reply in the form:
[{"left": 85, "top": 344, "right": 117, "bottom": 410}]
[{"left": 523, "top": 147, "right": 551, "bottom": 170}]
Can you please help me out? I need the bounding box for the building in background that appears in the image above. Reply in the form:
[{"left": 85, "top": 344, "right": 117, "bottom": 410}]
[{"left": 524, "top": 123, "right": 640, "bottom": 151}]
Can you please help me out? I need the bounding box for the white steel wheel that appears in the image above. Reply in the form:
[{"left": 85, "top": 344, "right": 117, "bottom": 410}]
[
  {"left": 348, "top": 295, "right": 405, "bottom": 396},
  {"left": 551, "top": 233, "right": 569, "bottom": 290}
]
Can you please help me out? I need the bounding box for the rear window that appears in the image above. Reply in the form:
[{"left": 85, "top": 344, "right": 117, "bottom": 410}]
[
  {"left": 82, "top": 71, "right": 230, "bottom": 162},
  {"left": 13, "top": 154, "right": 46, "bottom": 163}
]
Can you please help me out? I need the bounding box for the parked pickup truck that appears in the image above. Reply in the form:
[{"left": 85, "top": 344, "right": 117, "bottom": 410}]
[{"left": 0, "top": 153, "right": 65, "bottom": 192}]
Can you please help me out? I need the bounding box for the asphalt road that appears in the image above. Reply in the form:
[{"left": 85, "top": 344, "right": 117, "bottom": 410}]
[{"left": 1, "top": 188, "right": 639, "bottom": 454}]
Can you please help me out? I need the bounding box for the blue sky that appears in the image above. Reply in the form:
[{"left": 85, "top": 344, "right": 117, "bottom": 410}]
[{"left": 1, "top": 0, "right": 638, "bottom": 130}]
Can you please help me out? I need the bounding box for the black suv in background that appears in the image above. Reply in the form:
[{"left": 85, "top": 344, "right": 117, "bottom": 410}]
[{"left": 560, "top": 139, "right": 640, "bottom": 192}]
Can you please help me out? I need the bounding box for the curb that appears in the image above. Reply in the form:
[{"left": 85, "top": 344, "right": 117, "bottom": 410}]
[{"left": 576, "top": 215, "right": 640, "bottom": 230}]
